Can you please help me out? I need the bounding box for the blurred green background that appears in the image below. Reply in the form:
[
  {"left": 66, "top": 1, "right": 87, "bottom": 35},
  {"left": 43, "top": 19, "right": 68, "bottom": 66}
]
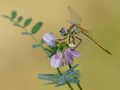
[{"left": 0, "top": 0, "right": 120, "bottom": 90}]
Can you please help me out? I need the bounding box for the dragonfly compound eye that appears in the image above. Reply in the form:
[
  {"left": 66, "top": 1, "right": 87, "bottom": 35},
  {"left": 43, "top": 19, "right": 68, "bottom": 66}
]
[{"left": 60, "top": 27, "right": 68, "bottom": 36}]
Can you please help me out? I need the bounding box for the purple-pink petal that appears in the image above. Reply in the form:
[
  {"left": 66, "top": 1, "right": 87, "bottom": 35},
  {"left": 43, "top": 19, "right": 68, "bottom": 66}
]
[
  {"left": 64, "top": 48, "right": 74, "bottom": 65},
  {"left": 64, "top": 53, "right": 74, "bottom": 65},
  {"left": 69, "top": 48, "right": 80, "bottom": 57},
  {"left": 50, "top": 52, "right": 63, "bottom": 68},
  {"left": 64, "top": 48, "right": 80, "bottom": 65},
  {"left": 43, "top": 32, "right": 57, "bottom": 46}
]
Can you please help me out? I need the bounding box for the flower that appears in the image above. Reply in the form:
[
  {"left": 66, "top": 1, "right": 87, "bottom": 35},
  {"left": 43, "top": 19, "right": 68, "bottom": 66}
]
[
  {"left": 50, "top": 52, "right": 63, "bottom": 68},
  {"left": 50, "top": 48, "right": 80, "bottom": 68},
  {"left": 64, "top": 48, "right": 80, "bottom": 65},
  {"left": 43, "top": 32, "right": 57, "bottom": 46}
]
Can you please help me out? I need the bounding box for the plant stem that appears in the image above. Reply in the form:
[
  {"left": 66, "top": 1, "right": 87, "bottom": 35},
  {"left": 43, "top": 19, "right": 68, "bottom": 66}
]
[
  {"left": 77, "top": 83, "right": 82, "bottom": 90},
  {"left": 68, "top": 64, "right": 82, "bottom": 90},
  {"left": 57, "top": 68, "right": 74, "bottom": 90}
]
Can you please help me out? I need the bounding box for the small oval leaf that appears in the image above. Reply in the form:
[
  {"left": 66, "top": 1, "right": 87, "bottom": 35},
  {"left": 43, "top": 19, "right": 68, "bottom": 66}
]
[
  {"left": 17, "top": 16, "right": 23, "bottom": 23},
  {"left": 31, "top": 22, "right": 43, "bottom": 34},
  {"left": 32, "top": 44, "right": 41, "bottom": 48},
  {"left": 11, "top": 11, "right": 17, "bottom": 20},
  {"left": 21, "top": 32, "right": 30, "bottom": 35},
  {"left": 24, "top": 18, "right": 32, "bottom": 27}
]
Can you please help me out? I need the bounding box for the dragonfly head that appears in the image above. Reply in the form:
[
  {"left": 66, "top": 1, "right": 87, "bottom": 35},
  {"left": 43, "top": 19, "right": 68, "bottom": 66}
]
[{"left": 59, "top": 27, "right": 68, "bottom": 36}]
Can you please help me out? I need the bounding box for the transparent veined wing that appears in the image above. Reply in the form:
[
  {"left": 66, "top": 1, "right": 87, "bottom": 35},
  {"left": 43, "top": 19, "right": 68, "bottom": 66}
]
[
  {"left": 73, "top": 27, "right": 94, "bottom": 50},
  {"left": 67, "top": 7, "right": 82, "bottom": 25}
]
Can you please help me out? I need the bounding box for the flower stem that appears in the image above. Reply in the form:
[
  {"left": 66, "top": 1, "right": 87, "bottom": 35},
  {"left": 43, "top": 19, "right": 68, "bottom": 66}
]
[
  {"left": 57, "top": 68, "right": 74, "bottom": 90},
  {"left": 77, "top": 83, "right": 82, "bottom": 90},
  {"left": 68, "top": 64, "right": 82, "bottom": 90}
]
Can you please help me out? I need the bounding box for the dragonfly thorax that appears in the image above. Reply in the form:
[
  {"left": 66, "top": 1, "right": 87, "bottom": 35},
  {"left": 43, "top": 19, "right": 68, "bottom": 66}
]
[{"left": 69, "top": 25, "right": 80, "bottom": 35}]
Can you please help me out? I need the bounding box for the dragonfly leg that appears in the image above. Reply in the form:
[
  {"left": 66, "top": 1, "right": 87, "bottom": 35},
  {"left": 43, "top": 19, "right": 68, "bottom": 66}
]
[
  {"left": 69, "top": 35, "right": 75, "bottom": 44},
  {"left": 74, "top": 36, "right": 82, "bottom": 48},
  {"left": 57, "top": 35, "right": 68, "bottom": 41},
  {"left": 72, "top": 35, "right": 75, "bottom": 44},
  {"left": 69, "top": 35, "right": 71, "bottom": 43}
]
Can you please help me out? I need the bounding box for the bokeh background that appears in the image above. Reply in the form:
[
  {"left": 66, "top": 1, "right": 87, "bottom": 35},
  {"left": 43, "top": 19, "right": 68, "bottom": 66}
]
[{"left": 0, "top": 0, "right": 120, "bottom": 90}]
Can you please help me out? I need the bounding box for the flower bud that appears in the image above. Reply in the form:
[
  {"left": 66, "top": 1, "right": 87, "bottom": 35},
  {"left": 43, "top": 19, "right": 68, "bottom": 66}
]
[
  {"left": 69, "top": 43, "right": 76, "bottom": 48},
  {"left": 43, "top": 32, "right": 57, "bottom": 46}
]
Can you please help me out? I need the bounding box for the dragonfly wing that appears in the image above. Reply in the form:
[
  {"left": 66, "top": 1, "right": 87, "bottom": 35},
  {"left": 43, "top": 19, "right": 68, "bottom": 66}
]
[
  {"left": 74, "top": 28, "right": 93, "bottom": 50},
  {"left": 78, "top": 27, "right": 112, "bottom": 55},
  {"left": 68, "top": 7, "right": 82, "bottom": 25}
]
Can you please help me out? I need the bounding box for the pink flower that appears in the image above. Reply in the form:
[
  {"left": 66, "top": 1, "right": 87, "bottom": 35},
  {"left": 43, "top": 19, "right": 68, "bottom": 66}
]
[
  {"left": 50, "top": 48, "right": 80, "bottom": 68},
  {"left": 43, "top": 32, "right": 57, "bottom": 46},
  {"left": 64, "top": 48, "right": 80, "bottom": 65},
  {"left": 50, "top": 52, "right": 63, "bottom": 68}
]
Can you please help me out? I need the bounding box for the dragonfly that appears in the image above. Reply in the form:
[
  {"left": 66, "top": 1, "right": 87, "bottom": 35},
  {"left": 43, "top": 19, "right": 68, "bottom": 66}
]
[{"left": 58, "top": 7, "right": 112, "bottom": 55}]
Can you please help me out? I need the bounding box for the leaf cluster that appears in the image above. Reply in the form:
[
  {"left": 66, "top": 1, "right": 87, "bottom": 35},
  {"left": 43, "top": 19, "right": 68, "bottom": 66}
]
[
  {"left": 37, "top": 64, "right": 80, "bottom": 87},
  {"left": 2, "top": 10, "right": 43, "bottom": 35}
]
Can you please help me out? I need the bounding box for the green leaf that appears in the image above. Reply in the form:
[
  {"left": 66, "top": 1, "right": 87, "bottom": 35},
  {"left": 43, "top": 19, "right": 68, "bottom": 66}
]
[
  {"left": 11, "top": 11, "right": 17, "bottom": 20},
  {"left": 38, "top": 74, "right": 61, "bottom": 82},
  {"left": 32, "top": 43, "right": 41, "bottom": 48},
  {"left": 59, "top": 70, "right": 80, "bottom": 84},
  {"left": 21, "top": 32, "right": 30, "bottom": 35},
  {"left": 31, "top": 22, "right": 43, "bottom": 34},
  {"left": 17, "top": 16, "right": 23, "bottom": 23},
  {"left": 24, "top": 18, "right": 32, "bottom": 27},
  {"left": 40, "top": 39, "right": 45, "bottom": 44},
  {"left": 37, "top": 66, "right": 80, "bottom": 87},
  {"left": 55, "top": 83, "right": 66, "bottom": 87}
]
